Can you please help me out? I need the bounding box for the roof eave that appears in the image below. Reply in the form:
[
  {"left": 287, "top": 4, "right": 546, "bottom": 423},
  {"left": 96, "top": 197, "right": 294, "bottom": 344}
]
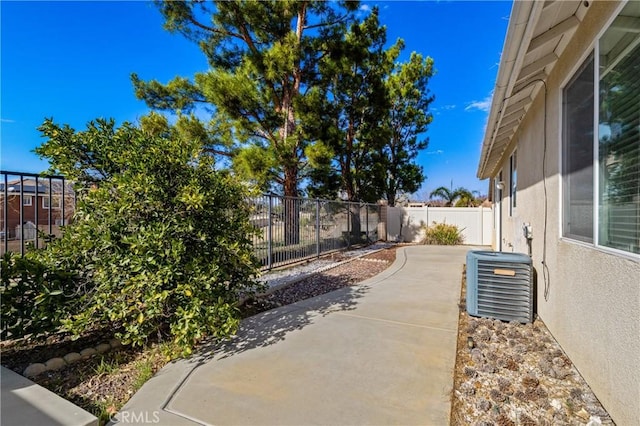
[
  {"left": 478, "top": 1, "right": 589, "bottom": 180},
  {"left": 477, "top": 1, "right": 545, "bottom": 180}
]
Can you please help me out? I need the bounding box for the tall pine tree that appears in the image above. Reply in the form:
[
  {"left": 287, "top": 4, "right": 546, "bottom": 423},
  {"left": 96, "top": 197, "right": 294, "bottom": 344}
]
[
  {"left": 304, "top": 8, "right": 401, "bottom": 239},
  {"left": 306, "top": 10, "right": 434, "bottom": 208},
  {"left": 132, "top": 0, "right": 358, "bottom": 243},
  {"left": 306, "top": 8, "right": 400, "bottom": 203},
  {"left": 381, "top": 52, "right": 435, "bottom": 206}
]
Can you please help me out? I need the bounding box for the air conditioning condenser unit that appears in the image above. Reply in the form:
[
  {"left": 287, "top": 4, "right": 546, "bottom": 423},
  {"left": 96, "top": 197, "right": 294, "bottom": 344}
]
[{"left": 466, "top": 250, "right": 533, "bottom": 323}]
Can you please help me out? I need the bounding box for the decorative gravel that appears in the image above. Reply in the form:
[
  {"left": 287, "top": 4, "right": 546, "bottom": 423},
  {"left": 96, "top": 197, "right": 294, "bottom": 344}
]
[
  {"left": 451, "top": 272, "right": 614, "bottom": 425},
  {"left": 258, "top": 242, "right": 394, "bottom": 291},
  {"left": 242, "top": 244, "right": 397, "bottom": 316}
]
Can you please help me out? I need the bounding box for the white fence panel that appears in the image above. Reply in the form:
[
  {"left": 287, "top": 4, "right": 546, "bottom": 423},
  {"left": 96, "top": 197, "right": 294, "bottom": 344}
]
[
  {"left": 482, "top": 208, "right": 492, "bottom": 246},
  {"left": 386, "top": 206, "right": 404, "bottom": 242},
  {"left": 384, "top": 206, "right": 492, "bottom": 245}
]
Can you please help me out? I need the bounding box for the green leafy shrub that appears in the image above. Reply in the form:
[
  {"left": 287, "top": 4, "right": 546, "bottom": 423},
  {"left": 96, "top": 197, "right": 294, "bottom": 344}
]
[
  {"left": 0, "top": 252, "right": 78, "bottom": 339},
  {"left": 421, "top": 221, "right": 465, "bottom": 245},
  {"left": 34, "top": 117, "right": 261, "bottom": 354}
]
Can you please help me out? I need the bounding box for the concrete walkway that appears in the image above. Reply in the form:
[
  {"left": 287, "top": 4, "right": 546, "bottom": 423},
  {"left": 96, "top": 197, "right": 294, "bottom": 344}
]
[
  {"left": 115, "top": 245, "right": 481, "bottom": 426},
  {"left": 1, "top": 366, "right": 97, "bottom": 426}
]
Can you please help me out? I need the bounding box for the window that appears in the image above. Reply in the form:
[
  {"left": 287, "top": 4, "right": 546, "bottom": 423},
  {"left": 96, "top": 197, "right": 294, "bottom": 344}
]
[
  {"left": 562, "top": 1, "right": 640, "bottom": 255},
  {"left": 563, "top": 54, "right": 594, "bottom": 242},
  {"left": 510, "top": 151, "right": 517, "bottom": 216},
  {"left": 22, "top": 196, "right": 32, "bottom": 206},
  {"left": 43, "top": 195, "right": 61, "bottom": 209},
  {"left": 598, "top": 3, "right": 640, "bottom": 254}
]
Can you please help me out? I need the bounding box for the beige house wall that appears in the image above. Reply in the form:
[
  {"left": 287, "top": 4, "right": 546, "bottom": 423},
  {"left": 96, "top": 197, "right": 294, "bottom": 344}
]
[{"left": 493, "top": 2, "right": 639, "bottom": 424}]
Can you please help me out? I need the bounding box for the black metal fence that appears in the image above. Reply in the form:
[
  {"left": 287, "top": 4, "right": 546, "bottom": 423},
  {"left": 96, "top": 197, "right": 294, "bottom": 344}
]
[
  {"left": 1, "top": 171, "right": 383, "bottom": 269},
  {"left": 1, "top": 170, "right": 74, "bottom": 256},
  {"left": 249, "top": 194, "right": 381, "bottom": 270}
]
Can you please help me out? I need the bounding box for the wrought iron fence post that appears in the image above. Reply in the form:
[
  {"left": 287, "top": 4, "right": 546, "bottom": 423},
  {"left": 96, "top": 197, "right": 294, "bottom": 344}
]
[
  {"left": 267, "top": 194, "right": 273, "bottom": 270},
  {"left": 35, "top": 176, "right": 39, "bottom": 249},
  {"left": 48, "top": 178, "right": 52, "bottom": 238},
  {"left": 61, "top": 178, "right": 66, "bottom": 226},
  {"left": 316, "top": 198, "right": 320, "bottom": 258},
  {"left": 19, "top": 175, "right": 24, "bottom": 255},
  {"left": 3, "top": 173, "right": 8, "bottom": 254},
  {"left": 347, "top": 202, "right": 351, "bottom": 248}
]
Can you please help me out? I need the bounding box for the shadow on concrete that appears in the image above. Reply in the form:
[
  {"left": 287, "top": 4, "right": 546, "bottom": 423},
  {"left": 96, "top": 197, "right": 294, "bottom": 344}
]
[{"left": 195, "top": 282, "right": 370, "bottom": 362}]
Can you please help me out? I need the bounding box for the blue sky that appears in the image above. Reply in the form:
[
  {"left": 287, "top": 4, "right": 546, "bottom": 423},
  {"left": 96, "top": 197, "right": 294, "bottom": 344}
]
[{"left": 1, "top": 0, "right": 512, "bottom": 197}]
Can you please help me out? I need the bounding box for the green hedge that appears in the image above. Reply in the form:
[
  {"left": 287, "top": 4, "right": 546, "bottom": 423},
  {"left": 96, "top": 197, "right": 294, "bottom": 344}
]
[
  {"left": 1, "top": 118, "right": 262, "bottom": 355},
  {"left": 1, "top": 252, "right": 78, "bottom": 339}
]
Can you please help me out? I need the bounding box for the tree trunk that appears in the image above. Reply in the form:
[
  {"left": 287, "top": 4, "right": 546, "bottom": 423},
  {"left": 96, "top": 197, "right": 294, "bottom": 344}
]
[
  {"left": 386, "top": 174, "right": 396, "bottom": 207},
  {"left": 344, "top": 118, "right": 355, "bottom": 200},
  {"left": 283, "top": 165, "right": 300, "bottom": 245},
  {"left": 349, "top": 203, "right": 362, "bottom": 243},
  {"left": 280, "top": 104, "right": 301, "bottom": 245},
  {"left": 386, "top": 191, "right": 396, "bottom": 207},
  {"left": 281, "top": 4, "right": 306, "bottom": 246}
]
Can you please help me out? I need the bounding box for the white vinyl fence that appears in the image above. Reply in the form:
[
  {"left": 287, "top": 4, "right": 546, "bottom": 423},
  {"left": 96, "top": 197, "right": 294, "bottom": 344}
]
[{"left": 386, "top": 206, "right": 492, "bottom": 245}]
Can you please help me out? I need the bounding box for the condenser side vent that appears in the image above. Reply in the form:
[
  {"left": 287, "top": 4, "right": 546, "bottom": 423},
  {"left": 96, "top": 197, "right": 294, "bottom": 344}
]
[{"left": 466, "top": 251, "right": 533, "bottom": 323}]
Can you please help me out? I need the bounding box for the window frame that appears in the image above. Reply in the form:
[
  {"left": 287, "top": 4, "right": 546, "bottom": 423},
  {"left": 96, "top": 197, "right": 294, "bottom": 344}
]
[
  {"left": 559, "top": 0, "right": 640, "bottom": 259},
  {"left": 22, "top": 196, "right": 32, "bottom": 206},
  {"left": 42, "top": 195, "right": 61, "bottom": 210}
]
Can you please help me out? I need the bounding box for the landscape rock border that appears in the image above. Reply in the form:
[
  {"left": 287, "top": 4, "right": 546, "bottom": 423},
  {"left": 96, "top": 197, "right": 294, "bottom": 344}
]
[{"left": 23, "top": 338, "right": 123, "bottom": 378}]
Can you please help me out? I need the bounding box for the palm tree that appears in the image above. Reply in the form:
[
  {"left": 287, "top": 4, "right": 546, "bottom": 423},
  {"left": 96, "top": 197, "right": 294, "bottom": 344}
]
[
  {"left": 454, "top": 189, "right": 481, "bottom": 207},
  {"left": 429, "top": 186, "right": 456, "bottom": 206},
  {"left": 429, "top": 186, "right": 477, "bottom": 207}
]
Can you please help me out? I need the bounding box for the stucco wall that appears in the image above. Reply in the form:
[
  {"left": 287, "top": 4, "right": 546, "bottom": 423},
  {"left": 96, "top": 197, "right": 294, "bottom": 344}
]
[{"left": 493, "top": 2, "right": 640, "bottom": 424}]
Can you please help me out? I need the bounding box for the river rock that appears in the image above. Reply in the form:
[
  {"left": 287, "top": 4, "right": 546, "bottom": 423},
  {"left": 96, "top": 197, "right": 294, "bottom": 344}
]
[
  {"left": 63, "top": 352, "right": 82, "bottom": 364},
  {"left": 24, "top": 363, "right": 47, "bottom": 378},
  {"left": 96, "top": 343, "right": 111, "bottom": 353},
  {"left": 80, "top": 348, "right": 97, "bottom": 359},
  {"left": 44, "top": 357, "right": 66, "bottom": 371}
]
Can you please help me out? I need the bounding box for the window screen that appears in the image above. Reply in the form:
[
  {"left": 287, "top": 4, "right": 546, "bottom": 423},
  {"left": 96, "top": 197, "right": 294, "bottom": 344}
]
[{"left": 563, "top": 54, "right": 594, "bottom": 242}]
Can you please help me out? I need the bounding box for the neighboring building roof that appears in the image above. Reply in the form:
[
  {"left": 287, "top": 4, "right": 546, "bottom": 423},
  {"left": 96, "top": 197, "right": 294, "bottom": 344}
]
[
  {"left": 477, "top": 0, "right": 590, "bottom": 179},
  {"left": 0, "top": 182, "right": 49, "bottom": 195},
  {"left": 0, "top": 178, "right": 74, "bottom": 196}
]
